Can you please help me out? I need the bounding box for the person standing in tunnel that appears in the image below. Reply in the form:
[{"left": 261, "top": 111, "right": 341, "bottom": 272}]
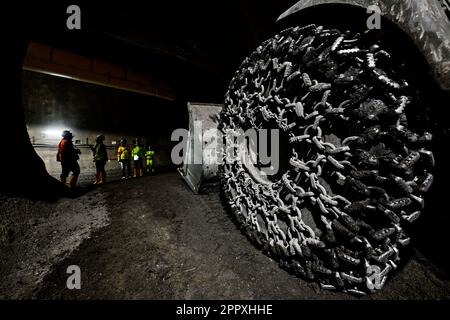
[
  {"left": 90, "top": 135, "right": 108, "bottom": 185},
  {"left": 132, "top": 138, "right": 145, "bottom": 178},
  {"left": 57, "top": 130, "right": 81, "bottom": 188},
  {"left": 145, "top": 145, "right": 155, "bottom": 175},
  {"left": 117, "top": 138, "right": 132, "bottom": 179}
]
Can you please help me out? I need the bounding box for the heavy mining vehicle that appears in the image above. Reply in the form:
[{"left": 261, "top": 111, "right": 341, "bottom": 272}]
[{"left": 178, "top": 0, "right": 450, "bottom": 295}]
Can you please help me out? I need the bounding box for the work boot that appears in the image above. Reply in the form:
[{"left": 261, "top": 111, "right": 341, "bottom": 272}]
[
  {"left": 69, "top": 175, "right": 78, "bottom": 188},
  {"left": 100, "top": 172, "right": 107, "bottom": 184},
  {"left": 93, "top": 174, "right": 100, "bottom": 185},
  {"left": 60, "top": 176, "right": 67, "bottom": 185},
  {"left": 133, "top": 169, "right": 137, "bottom": 178}
]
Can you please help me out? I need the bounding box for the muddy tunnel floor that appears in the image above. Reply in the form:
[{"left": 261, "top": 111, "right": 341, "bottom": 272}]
[{"left": 1, "top": 172, "right": 450, "bottom": 299}]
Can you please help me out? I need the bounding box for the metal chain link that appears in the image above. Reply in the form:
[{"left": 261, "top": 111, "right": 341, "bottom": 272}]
[{"left": 219, "top": 24, "right": 435, "bottom": 295}]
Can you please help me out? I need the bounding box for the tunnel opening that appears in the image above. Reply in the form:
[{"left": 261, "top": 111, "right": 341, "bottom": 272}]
[{"left": 22, "top": 68, "right": 187, "bottom": 187}]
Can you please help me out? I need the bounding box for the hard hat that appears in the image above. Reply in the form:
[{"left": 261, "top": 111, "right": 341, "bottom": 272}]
[
  {"left": 96, "top": 134, "right": 105, "bottom": 142},
  {"left": 120, "top": 138, "right": 127, "bottom": 144},
  {"left": 62, "top": 130, "right": 73, "bottom": 139}
]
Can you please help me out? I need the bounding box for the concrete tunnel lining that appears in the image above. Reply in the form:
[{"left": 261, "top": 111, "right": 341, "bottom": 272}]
[
  {"left": 2, "top": 41, "right": 177, "bottom": 196},
  {"left": 22, "top": 69, "right": 184, "bottom": 185},
  {"left": 2, "top": 35, "right": 185, "bottom": 195}
]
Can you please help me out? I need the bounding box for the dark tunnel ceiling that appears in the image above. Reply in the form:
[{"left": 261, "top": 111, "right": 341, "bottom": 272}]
[{"left": 30, "top": 0, "right": 298, "bottom": 102}]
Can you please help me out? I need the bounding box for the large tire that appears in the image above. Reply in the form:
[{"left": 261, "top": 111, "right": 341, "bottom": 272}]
[{"left": 219, "top": 25, "right": 434, "bottom": 294}]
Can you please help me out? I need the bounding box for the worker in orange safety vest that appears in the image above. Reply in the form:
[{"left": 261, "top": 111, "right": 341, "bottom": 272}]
[{"left": 57, "top": 130, "right": 81, "bottom": 188}]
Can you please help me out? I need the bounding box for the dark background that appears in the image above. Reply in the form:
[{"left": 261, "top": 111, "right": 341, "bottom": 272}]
[{"left": 27, "top": 0, "right": 298, "bottom": 102}]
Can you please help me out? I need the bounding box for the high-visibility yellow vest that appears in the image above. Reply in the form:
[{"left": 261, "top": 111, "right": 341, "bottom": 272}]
[
  {"left": 132, "top": 145, "right": 145, "bottom": 160},
  {"left": 93, "top": 143, "right": 108, "bottom": 162},
  {"left": 145, "top": 150, "right": 155, "bottom": 165},
  {"left": 117, "top": 145, "right": 131, "bottom": 160}
]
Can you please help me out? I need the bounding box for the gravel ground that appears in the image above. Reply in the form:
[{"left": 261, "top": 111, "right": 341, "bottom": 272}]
[
  {"left": 1, "top": 172, "right": 450, "bottom": 299},
  {"left": 0, "top": 187, "right": 110, "bottom": 299}
]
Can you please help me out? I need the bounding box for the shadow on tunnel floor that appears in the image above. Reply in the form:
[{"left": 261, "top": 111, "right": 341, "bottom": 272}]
[{"left": 1, "top": 165, "right": 179, "bottom": 202}]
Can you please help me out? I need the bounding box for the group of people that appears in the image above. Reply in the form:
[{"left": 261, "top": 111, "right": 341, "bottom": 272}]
[
  {"left": 117, "top": 138, "right": 155, "bottom": 179},
  {"left": 57, "top": 130, "right": 155, "bottom": 188}
]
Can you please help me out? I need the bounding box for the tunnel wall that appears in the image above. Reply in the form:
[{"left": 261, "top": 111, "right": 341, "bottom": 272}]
[{"left": 22, "top": 70, "right": 187, "bottom": 172}]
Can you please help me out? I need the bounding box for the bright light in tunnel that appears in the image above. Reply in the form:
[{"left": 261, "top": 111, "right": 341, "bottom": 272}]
[
  {"left": 42, "top": 128, "right": 68, "bottom": 139},
  {"left": 44, "top": 72, "right": 74, "bottom": 80}
]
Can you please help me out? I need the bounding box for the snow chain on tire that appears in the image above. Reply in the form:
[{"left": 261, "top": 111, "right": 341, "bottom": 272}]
[
  {"left": 439, "top": 0, "right": 450, "bottom": 20},
  {"left": 219, "top": 24, "right": 434, "bottom": 295}
]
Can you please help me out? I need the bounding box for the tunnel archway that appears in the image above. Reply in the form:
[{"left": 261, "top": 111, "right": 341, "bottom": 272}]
[
  {"left": 2, "top": 32, "right": 65, "bottom": 197},
  {"left": 2, "top": 0, "right": 292, "bottom": 197}
]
